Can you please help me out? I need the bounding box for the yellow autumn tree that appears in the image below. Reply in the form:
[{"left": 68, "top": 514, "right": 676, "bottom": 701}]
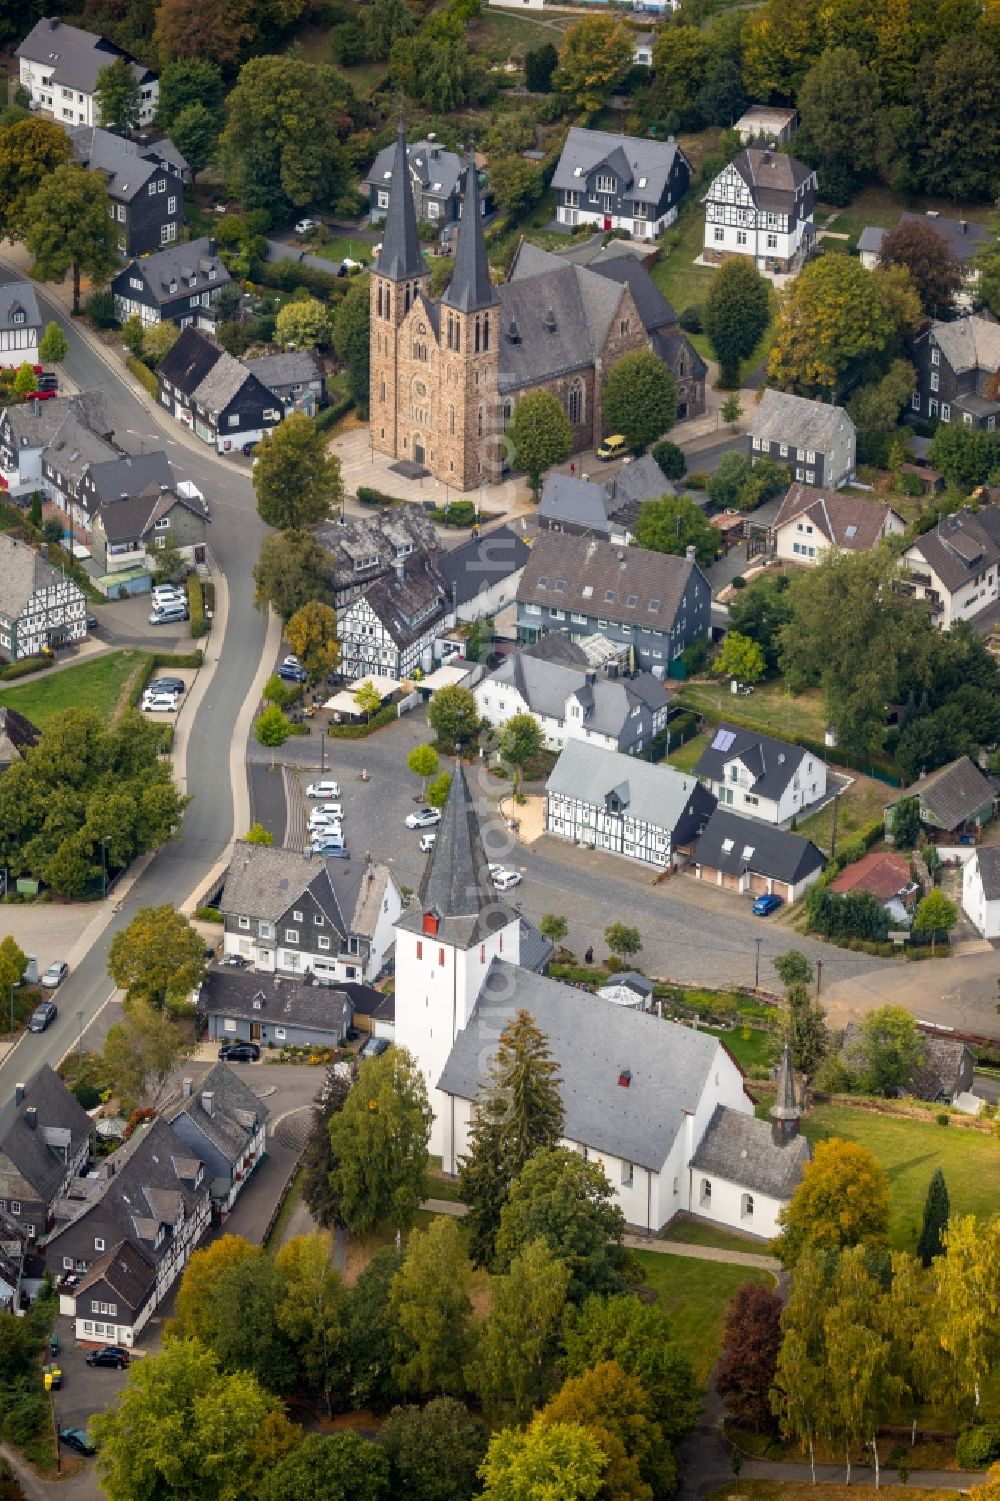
[
  {"left": 555, "top": 16, "right": 633, "bottom": 114},
  {"left": 776, "top": 1137, "right": 890, "bottom": 1266}
]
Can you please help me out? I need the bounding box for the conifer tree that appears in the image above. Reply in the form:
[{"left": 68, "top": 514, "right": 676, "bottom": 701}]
[{"left": 917, "top": 1166, "right": 950, "bottom": 1267}]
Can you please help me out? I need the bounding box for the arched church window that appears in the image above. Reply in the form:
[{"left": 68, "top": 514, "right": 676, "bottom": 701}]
[{"left": 568, "top": 380, "right": 584, "bottom": 425}]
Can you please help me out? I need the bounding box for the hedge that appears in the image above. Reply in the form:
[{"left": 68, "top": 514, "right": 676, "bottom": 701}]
[
  {"left": 258, "top": 258, "right": 344, "bottom": 300},
  {"left": 127, "top": 354, "right": 159, "bottom": 399},
  {"left": 153, "top": 649, "right": 204, "bottom": 669},
  {"left": 196, "top": 906, "right": 224, "bottom": 923},
  {"left": 187, "top": 574, "right": 206, "bottom": 639},
  {"left": 356, "top": 485, "right": 406, "bottom": 507},
  {"left": 326, "top": 703, "right": 398, "bottom": 738},
  {"left": 314, "top": 393, "right": 354, "bottom": 433},
  {"left": 429, "top": 500, "right": 477, "bottom": 527},
  {"left": 0, "top": 655, "right": 51, "bottom": 681}
]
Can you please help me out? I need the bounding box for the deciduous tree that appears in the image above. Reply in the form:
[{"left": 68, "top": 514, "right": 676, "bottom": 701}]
[
  {"left": 156, "top": 60, "right": 225, "bottom": 131},
  {"left": 878, "top": 219, "right": 964, "bottom": 317},
  {"left": 717, "top": 1282, "right": 784, "bottom": 1432},
  {"left": 603, "top": 350, "right": 677, "bottom": 453},
  {"left": 389, "top": 1216, "right": 474, "bottom": 1398},
  {"left": 254, "top": 413, "right": 343, "bottom": 530},
  {"left": 331, "top": 276, "right": 370, "bottom": 415},
  {"left": 12, "top": 362, "right": 35, "bottom": 397},
  {"left": 154, "top": 0, "right": 251, "bottom": 68},
  {"left": 777, "top": 1137, "right": 890, "bottom": 1266},
  {"left": 715, "top": 631, "right": 765, "bottom": 685},
  {"left": 94, "top": 58, "right": 142, "bottom": 136},
  {"left": 143, "top": 319, "right": 180, "bottom": 367},
  {"left": 38, "top": 321, "right": 67, "bottom": 365},
  {"left": 0, "top": 935, "right": 27, "bottom": 1001},
  {"left": 259, "top": 1433, "right": 390, "bottom": 1501},
  {"left": 0, "top": 116, "right": 72, "bottom": 240},
  {"left": 170, "top": 103, "right": 220, "bottom": 184},
  {"left": 508, "top": 391, "right": 573, "bottom": 498},
  {"left": 427, "top": 770, "right": 452, "bottom": 809},
  {"left": 472, "top": 1237, "right": 571, "bottom": 1426},
  {"left": 704, "top": 258, "right": 771, "bottom": 388},
  {"left": 220, "top": 56, "right": 351, "bottom": 213},
  {"left": 912, "top": 888, "right": 958, "bottom": 953},
  {"left": 543, "top": 1360, "right": 669, "bottom": 1501},
  {"left": 479, "top": 1417, "right": 607, "bottom": 1501},
  {"left": 255, "top": 704, "right": 292, "bottom": 765},
  {"left": 917, "top": 1167, "right": 950, "bottom": 1267},
  {"left": 489, "top": 155, "right": 544, "bottom": 219},
  {"left": 727, "top": 572, "right": 794, "bottom": 674},
  {"left": 378, "top": 1397, "right": 487, "bottom": 1501},
  {"left": 555, "top": 15, "right": 633, "bottom": 113},
  {"left": 499, "top": 712, "right": 542, "bottom": 791},
  {"left": 254, "top": 530, "right": 331, "bottom": 618},
  {"left": 407, "top": 744, "right": 439, "bottom": 798},
  {"left": 354, "top": 679, "right": 383, "bottom": 722},
  {"left": 342, "top": 1246, "right": 403, "bottom": 1410},
  {"left": 824, "top": 1245, "right": 906, "bottom": 1486},
  {"left": 605, "top": 923, "right": 641, "bottom": 963},
  {"left": 786, "top": 982, "right": 829, "bottom": 1076},
  {"left": 846, "top": 358, "right": 917, "bottom": 467},
  {"left": 539, "top": 914, "right": 568, "bottom": 945},
  {"left": 301, "top": 1065, "right": 353, "bottom": 1230},
  {"left": 243, "top": 821, "right": 273, "bottom": 846},
  {"left": 846, "top": 1004, "right": 927, "bottom": 1095},
  {"left": 525, "top": 42, "right": 559, "bottom": 92},
  {"left": 935, "top": 1213, "right": 1000, "bottom": 1412},
  {"left": 389, "top": 13, "right": 492, "bottom": 112},
  {"left": 274, "top": 1233, "right": 346, "bottom": 1413},
  {"left": 102, "top": 999, "right": 193, "bottom": 1109},
  {"left": 916, "top": 37, "right": 1000, "bottom": 202},
  {"left": 797, "top": 47, "right": 887, "bottom": 202},
  {"left": 285, "top": 601, "right": 340, "bottom": 683},
  {"left": 771, "top": 1250, "right": 831, "bottom": 1482},
  {"left": 328, "top": 1045, "right": 432, "bottom": 1235},
  {"left": 633, "top": 494, "right": 718, "bottom": 568},
  {"left": 427, "top": 683, "right": 480, "bottom": 751},
  {"left": 647, "top": 24, "right": 710, "bottom": 128},
  {"left": 23, "top": 164, "right": 118, "bottom": 313},
  {"left": 107, "top": 905, "right": 204, "bottom": 1010},
  {"left": 362, "top": 0, "right": 416, "bottom": 59},
  {"left": 275, "top": 297, "right": 333, "bottom": 351}
]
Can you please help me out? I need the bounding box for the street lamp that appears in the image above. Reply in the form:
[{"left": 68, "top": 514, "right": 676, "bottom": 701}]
[
  {"left": 754, "top": 936, "right": 763, "bottom": 990},
  {"left": 76, "top": 1010, "right": 84, "bottom": 1060}
]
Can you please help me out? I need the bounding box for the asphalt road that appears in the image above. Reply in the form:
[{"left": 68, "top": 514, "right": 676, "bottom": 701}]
[{"left": 0, "top": 265, "right": 269, "bottom": 1092}]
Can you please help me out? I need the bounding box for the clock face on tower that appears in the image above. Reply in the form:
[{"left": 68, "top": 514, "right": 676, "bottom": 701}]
[
  {"left": 414, "top": 380, "right": 427, "bottom": 399},
  {"left": 417, "top": 321, "right": 426, "bottom": 334}
]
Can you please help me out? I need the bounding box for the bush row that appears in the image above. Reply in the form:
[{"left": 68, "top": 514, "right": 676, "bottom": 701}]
[
  {"left": 325, "top": 703, "right": 398, "bottom": 738},
  {"left": 0, "top": 655, "right": 50, "bottom": 681},
  {"left": 356, "top": 484, "right": 407, "bottom": 507},
  {"left": 257, "top": 258, "right": 344, "bottom": 300},
  {"left": 187, "top": 574, "right": 206, "bottom": 639},
  {"left": 127, "top": 354, "right": 159, "bottom": 400},
  {"left": 314, "top": 393, "right": 355, "bottom": 434}
]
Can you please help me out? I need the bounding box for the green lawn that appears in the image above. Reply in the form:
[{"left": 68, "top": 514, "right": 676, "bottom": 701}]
[
  {"left": 632, "top": 1251, "right": 772, "bottom": 1385},
  {"left": 801, "top": 1103, "right": 1000, "bottom": 1253},
  {"left": 661, "top": 1218, "right": 769, "bottom": 1255},
  {"left": 468, "top": 8, "right": 570, "bottom": 55},
  {"left": 666, "top": 727, "right": 713, "bottom": 774},
  {"left": 679, "top": 678, "right": 829, "bottom": 743},
  {"left": 0, "top": 650, "right": 151, "bottom": 729},
  {"left": 796, "top": 773, "right": 894, "bottom": 853},
  {"left": 816, "top": 185, "right": 997, "bottom": 251},
  {"left": 703, "top": 1023, "right": 782, "bottom": 1073},
  {"left": 312, "top": 236, "right": 372, "bottom": 265}
]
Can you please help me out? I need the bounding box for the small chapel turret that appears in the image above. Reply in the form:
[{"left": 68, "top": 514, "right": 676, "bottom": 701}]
[{"left": 770, "top": 1042, "right": 801, "bottom": 1146}]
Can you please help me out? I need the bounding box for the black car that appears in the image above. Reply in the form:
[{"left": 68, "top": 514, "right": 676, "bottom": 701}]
[
  {"left": 85, "top": 1346, "right": 130, "bottom": 1369},
  {"left": 218, "top": 1042, "right": 261, "bottom": 1062},
  {"left": 27, "top": 1000, "right": 58, "bottom": 1032},
  {"left": 60, "top": 1429, "right": 97, "bottom": 1456},
  {"left": 221, "top": 954, "right": 248, "bottom": 968},
  {"left": 148, "top": 677, "right": 185, "bottom": 695},
  {"left": 359, "top": 1036, "right": 390, "bottom": 1060},
  {"left": 86, "top": 612, "right": 99, "bottom": 630}
]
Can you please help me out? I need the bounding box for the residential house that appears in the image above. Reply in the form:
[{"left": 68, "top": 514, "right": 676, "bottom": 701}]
[
  {"left": 220, "top": 840, "right": 402, "bottom": 984},
  {"left": 0, "top": 706, "right": 40, "bottom": 771},
  {"left": 202, "top": 969, "right": 355, "bottom": 1050},
  {"left": 341, "top": 979, "right": 396, "bottom": 1041},
  {"left": 840, "top": 1023, "right": 974, "bottom": 1104},
  {"left": 900, "top": 505, "right": 1000, "bottom": 627},
  {"left": 65, "top": 1239, "right": 157, "bottom": 1347},
  {"left": 885, "top": 756, "right": 995, "bottom": 843},
  {"left": 74, "top": 449, "right": 173, "bottom": 529},
  {"left": 694, "top": 724, "right": 828, "bottom": 826},
  {"left": 538, "top": 453, "right": 677, "bottom": 545},
  {"left": 0, "top": 533, "right": 88, "bottom": 661},
  {"left": 156, "top": 327, "right": 283, "bottom": 453},
  {"left": 45, "top": 1117, "right": 211, "bottom": 1332},
  {"left": 366, "top": 136, "right": 492, "bottom": 233},
  {"left": 0, "top": 1068, "right": 92, "bottom": 1242},
  {"left": 596, "top": 971, "right": 654, "bottom": 1009},
  {"left": 167, "top": 1064, "right": 268, "bottom": 1215},
  {"left": 316, "top": 510, "right": 440, "bottom": 614},
  {"left": 68, "top": 126, "right": 183, "bottom": 258},
  {"left": 244, "top": 352, "right": 326, "bottom": 416},
  {"left": 692, "top": 807, "right": 825, "bottom": 902},
  {"left": 112, "top": 238, "right": 229, "bottom": 330},
  {"left": 858, "top": 214, "right": 993, "bottom": 308},
  {"left": 552, "top": 127, "right": 692, "bottom": 239},
  {"left": 770, "top": 484, "right": 905, "bottom": 564},
  {"left": 41, "top": 407, "right": 120, "bottom": 527},
  {"left": 733, "top": 106, "right": 798, "bottom": 147},
  {"left": 16, "top": 17, "right": 158, "bottom": 129},
  {"left": 436, "top": 524, "right": 530, "bottom": 622},
  {"left": 830, "top": 851, "right": 915, "bottom": 928},
  {"left": 516, "top": 530, "right": 711, "bottom": 670},
  {"left": 0, "top": 392, "right": 114, "bottom": 500},
  {"left": 546, "top": 738, "right": 716, "bottom": 867},
  {"left": 476, "top": 640, "right": 671, "bottom": 754},
  {"left": 0, "top": 284, "right": 42, "bottom": 368},
  {"left": 962, "top": 846, "right": 1000, "bottom": 940},
  {"left": 703, "top": 147, "right": 816, "bottom": 274},
  {"left": 89, "top": 482, "right": 210, "bottom": 579},
  {"left": 749, "top": 389, "right": 856, "bottom": 488},
  {"left": 339, "top": 555, "right": 449, "bottom": 681},
  {"left": 912, "top": 316, "right": 1000, "bottom": 429}
]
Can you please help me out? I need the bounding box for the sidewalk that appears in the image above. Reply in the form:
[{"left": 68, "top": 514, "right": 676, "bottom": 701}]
[{"left": 624, "top": 1233, "right": 780, "bottom": 1273}]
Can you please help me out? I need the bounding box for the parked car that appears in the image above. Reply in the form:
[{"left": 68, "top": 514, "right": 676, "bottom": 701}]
[
  {"left": 27, "top": 1000, "right": 58, "bottom": 1032},
  {"left": 151, "top": 585, "right": 185, "bottom": 604},
  {"left": 59, "top": 1430, "right": 97, "bottom": 1457},
  {"left": 86, "top": 612, "right": 98, "bottom": 630},
  {"left": 277, "top": 663, "right": 307, "bottom": 683},
  {"left": 306, "top": 781, "right": 341, "bottom": 799},
  {"left": 294, "top": 218, "right": 318, "bottom": 235},
  {"left": 149, "top": 602, "right": 189, "bottom": 625},
  {"left": 310, "top": 836, "right": 346, "bottom": 855},
  {"left": 309, "top": 802, "right": 343, "bottom": 820},
  {"left": 752, "top": 893, "right": 783, "bottom": 917},
  {"left": 359, "top": 1036, "right": 390, "bottom": 1059},
  {"left": 405, "top": 808, "right": 442, "bottom": 830},
  {"left": 221, "top": 954, "right": 249, "bottom": 968},
  {"left": 282, "top": 654, "right": 301, "bottom": 669},
  {"left": 218, "top": 1042, "right": 261, "bottom": 1062},
  {"left": 419, "top": 832, "right": 437, "bottom": 853},
  {"left": 40, "top": 960, "right": 69, "bottom": 988},
  {"left": 493, "top": 870, "right": 522, "bottom": 891},
  {"left": 308, "top": 815, "right": 343, "bottom": 833},
  {"left": 148, "top": 677, "right": 185, "bottom": 695},
  {"left": 141, "top": 693, "right": 178, "bottom": 713},
  {"left": 596, "top": 434, "right": 627, "bottom": 461},
  {"left": 85, "top": 1346, "right": 130, "bottom": 1369}
]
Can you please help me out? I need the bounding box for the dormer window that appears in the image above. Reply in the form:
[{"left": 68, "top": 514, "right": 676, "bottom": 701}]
[
  {"left": 12, "top": 310, "right": 25, "bottom": 325},
  {"left": 422, "top": 911, "right": 439, "bottom": 936}
]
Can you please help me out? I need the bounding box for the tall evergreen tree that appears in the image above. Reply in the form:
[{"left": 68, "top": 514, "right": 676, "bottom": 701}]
[
  {"left": 917, "top": 1167, "right": 950, "bottom": 1267},
  {"left": 457, "top": 1009, "right": 564, "bottom": 1268}
]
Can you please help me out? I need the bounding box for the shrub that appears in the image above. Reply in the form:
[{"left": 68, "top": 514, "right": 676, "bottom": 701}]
[
  {"left": 0, "top": 656, "right": 51, "bottom": 681},
  {"left": 84, "top": 289, "right": 118, "bottom": 328},
  {"left": 72, "top": 1080, "right": 101, "bottom": 1109},
  {"left": 127, "top": 354, "right": 158, "bottom": 399},
  {"left": 681, "top": 638, "right": 711, "bottom": 675},
  {"left": 356, "top": 485, "right": 406, "bottom": 506},
  {"left": 153, "top": 650, "right": 203, "bottom": 668},
  {"left": 314, "top": 393, "right": 354, "bottom": 433},
  {"left": 187, "top": 573, "right": 206, "bottom": 638},
  {"left": 936, "top": 1111, "right": 950, "bottom": 1127},
  {"left": 195, "top": 906, "right": 224, "bottom": 923},
  {"left": 898, "top": 471, "right": 925, "bottom": 497},
  {"left": 956, "top": 1426, "right": 1000, "bottom": 1469},
  {"left": 731, "top": 575, "right": 746, "bottom": 588},
  {"left": 258, "top": 258, "right": 343, "bottom": 300},
  {"left": 686, "top": 470, "right": 710, "bottom": 489},
  {"left": 652, "top": 439, "right": 687, "bottom": 480},
  {"left": 326, "top": 703, "right": 398, "bottom": 737},
  {"left": 679, "top": 305, "right": 703, "bottom": 333},
  {"left": 429, "top": 499, "right": 477, "bottom": 526}
]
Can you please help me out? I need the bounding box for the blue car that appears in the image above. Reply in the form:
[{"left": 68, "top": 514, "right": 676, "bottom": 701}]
[
  {"left": 752, "top": 893, "right": 783, "bottom": 917},
  {"left": 277, "top": 663, "right": 307, "bottom": 683}
]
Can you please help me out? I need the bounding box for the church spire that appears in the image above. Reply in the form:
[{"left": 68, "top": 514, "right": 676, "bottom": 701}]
[
  {"left": 443, "top": 150, "right": 497, "bottom": 313},
  {"left": 771, "top": 1043, "right": 801, "bottom": 1145},
  {"left": 418, "top": 762, "right": 497, "bottom": 921},
  {"left": 374, "top": 122, "right": 427, "bottom": 284}
]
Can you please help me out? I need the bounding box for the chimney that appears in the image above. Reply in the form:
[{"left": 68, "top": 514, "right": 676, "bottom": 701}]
[
  {"left": 25, "top": 1106, "right": 37, "bottom": 1130},
  {"left": 207, "top": 237, "right": 217, "bottom": 256},
  {"left": 618, "top": 1068, "right": 632, "bottom": 1088},
  {"left": 585, "top": 669, "right": 597, "bottom": 685},
  {"left": 685, "top": 544, "right": 697, "bottom": 562},
  {"left": 15, "top": 1083, "right": 25, "bottom": 1107},
  {"left": 182, "top": 1078, "right": 193, "bottom": 1098},
  {"left": 202, "top": 1091, "right": 214, "bottom": 1118}
]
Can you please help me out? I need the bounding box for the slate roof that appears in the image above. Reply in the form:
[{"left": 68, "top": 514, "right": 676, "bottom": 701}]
[
  {"left": 374, "top": 124, "right": 428, "bottom": 284},
  {"left": 439, "top": 961, "right": 737, "bottom": 1172},
  {"left": 0, "top": 1066, "right": 92, "bottom": 1208},
  {"left": 539, "top": 456, "right": 676, "bottom": 538},
  {"left": 0, "top": 533, "right": 75, "bottom": 619},
  {"left": 598, "top": 970, "right": 654, "bottom": 1003},
  {"left": 481, "top": 651, "right": 669, "bottom": 744},
  {"left": 553, "top": 127, "right": 687, "bottom": 209},
  {"left": 749, "top": 389, "right": 852, "bottom": 451},
  {"left": 45, "top": 409, "right": 118, "bottom": 486},
  {"left": 119, "top": 238, "right": 228, "bottom": 304},
  {"left": 397, "top": 762, "right": 519, "bottom": 949},
  {"left": 17, "top": 18, "right": 155, "bottom": 93},
  {"left": 358, "top": 555, "right": 448, "bottom": 649},
  {"left": 924, "top": 316, "right": 1000, "bottom": 375},
  {"left": 694, "top": 808, "right": 825, "bottom": 885},
  {"left": 726, "top": 147, "right": 814, "bottom": 209},
  {"left": 145, "top": 138, "right": 190, "bottom": 178},
  {"left": 829, "top": 851, "right": 911, "bottom": 902},
  {"left": 548, "top": 739, "right": 714, "bottom": 843},
  {"left": 0, "top": 282, "right": 40, "bottom": 334},
  {"left": 366, "top": 137, "right": 465, "bottom": 200},
  {"left": 695, "top": 724, "right": 808, "bottom": 802},
  {"left": 860, "top": 214, "right": 992, "bottom": 267},
  {"left": 499, "top": 249, "right": 624, "bottom": 390},
  {"left": 904, "top": 505, "right": 1000, "bottom": 593},
  {"left": 772, "top": 484, "right": 901, "bottom": 550},
  {"left": 340, "top": 980, "right": 395, "bottom": 1025},
  {"left": 857, "top": 226, "right": 886, "bottom": 257},
  {"left": 652, "top": 329, "right": 709, "bottom": 381},
  {"left": 974, "top": 846, "right": 1000, "bottom": 901},
  {"left": 156, "top": 326, "right": 240, "bottom": 409},
  {"left": 443, "top": 153, "right": 497, "bottom": 313},
  {"left": 200, "top": 969, "right": 353, "bottom": 1036},
  {"left": 1, "top": 393, "right": 114, "bottom": 462},
  {"left": 519, "top": 916, "right": 555, "bottom": 974},
  {"left": 587, "top": 253, "right": 676, "bottom": 330},
  {"left": 518, "top": 530, "right": 705, "bottom": 631},
  {"left": 841, "top": 1024, "right": 972, "bottom": 1103},
  {"left": 317, "top": 510, "right": 439, "bottom": 591},
  {"left": 690, "top": 1104, "right": 811, "bottom": 1198},
  {"left": 84, "top": 449, "right": 173, "bottom": 507},
  {"left": 435, "top": 524, "right": 530, "bottom": 608},
  {"left": 0, "top": 706, "right": 40, "bottom": 768},
  {"left": 244, "top": 351, "right": 324, "bottom": 392},
  {"left": 327, "top": 859, "right": 398, "bottom": 942},
  {"left": 74, "top": 1239, "right": 156, "bottom": 1314},
  {"left": 605, "top": 452, "right": 678, "bottom": 511},
  {"left": 68, "top": 126, "right": 173, "bottom": 201},
  {"left": 886, "top": 755, "right": 994, "bottom": 830},
  {"left": 96, "top": 483, "right": 205, "bottom": 545},
  {"left": 221, "top": 841, "right": 342, "bottom": 925},
  {"left": 167, "top": 1061, "right": 267, "bottom": 1167}
]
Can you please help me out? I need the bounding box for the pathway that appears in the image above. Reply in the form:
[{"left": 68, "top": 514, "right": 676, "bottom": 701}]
[{"left": 624, "top": 1235, "right": 780, "bottom": 1273}]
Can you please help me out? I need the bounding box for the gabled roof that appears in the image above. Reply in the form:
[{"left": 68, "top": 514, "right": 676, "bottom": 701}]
[
  {"left": 221, "top": 840, "right": 342, "bottom": 925},
  {"left": 96, "top": 483, "right": 207, "bottom": 546},
  {"left": 604, "top": 452, "right": 677, "bottom": 511},
  {"left": 841, "top": 1024, "right": 972, "bottom": 1102},
  {"left": 829, "top": 850, "right": 910, "bottom": 901},
  {"left": 548, "top": 739, "right": 714, "bottom": 842},
  {"left": 436, "top": 523, "right": 529, "bottom": 608},
  {"left": 316, "top": 509, "right": 439, "bottom": 591},
  {"left": 0, "top": 1065, "right": 92, "bottom": 1207},
  {"left": 724, "top": 147, "right": 814, "bottom": 208},
  {"left": 772, "top": 483, "right": 901, "bottom": 550},
  {"left": 904, "top": 505, "right": 1000, "bottom": 593},
  {"left": 538, "top": 473, "right": 615, "bottom": 534},
  {"left": 199, "top": 970, "right": 352, "bottom": 1036},
  {"left": 499, "top": 249, "right": 625, "bottom": 390},
  {"left": 439, "top": 961, "right": 737, "bottom": 1172},
  {"left": 443, "top": 153, "right": 497, "bottom": 314},
  {"left": 587, "top": 253, "right": 677, "bottom": 330},
  {"left": 0, "top": 533, "right": 81, "bottom": 620},
  {"left": 374, "top": 124, "right": 428, "bottom": 284},
  {"left": 0, "top": 282, "right": 41, "bottom": 334},
  {"left": 168, "top": 1061, "right": 268, "bottom": 1168},
  {"left": 694, "top": 807, "right": 825, "bottom": 885},
  {"left": 116, "top": 238, "right": 228, "bottom": 305},
  {"left": 862, "top": 214, "right": 992, "bottom": 268},
  {"left": 517, "top": 530, "right": 705, "bottom": 630},
  {"left": 652, "top": 328, "right": 709, "bottom": 382},
  {"left": 68, "top": 125, "right": 171, "bottom": 201},
  {"left": 749, "top": 389, "right": 853, "bottom": 451},
  {"left": 886, "top": 755, "right": 994, "bottom": 830},
  {"left": 974, "top": 846, "right": 1000, "bottom": 901},
  {"left": 366, "top": 137, "right": 465, "bottom": 200},
  {"left": 156, "top": 325, "right": 222, "bottom": 396},
  {"left": 244, "top": 351, "right": 324, "bottom": 391},
  {"left": 83, "top": 449, "right": 174, "bottom": 508},
  {"left": 552, "top": 127, "right": 687, "bottom": 208},
  {"left": 483, "top": 651, "right": 669, "bottom": 742},
  {"left": 356, "top": 555, "right": 447, "bottom": 648},
  {"left": 74, "top": 1238, "right": 157, "bottom": 1313},
  {"left": 1, "top": 392, "right": 113, "bottom": 452},
  {"left": 922, "top": 315, "right": 1000, "bottom": 375},
  {"left": 690, "top": 1103, "right": 811, "bottom": 1198},
  {"left": 44, "top": 408, "right": 118, "bottom": 485},
  {"left": 694, "top": 724, "right": 808, "bottom": 802},
  {"left": 16, "top": 17, "right": 155, "bottom": 93}
]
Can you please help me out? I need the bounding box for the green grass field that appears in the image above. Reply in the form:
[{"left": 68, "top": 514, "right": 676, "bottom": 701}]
[
  {"left": 704, "top": 1023, "right": 782, "bottom": 1073},
  {"left": 679, "top": 679, "right": 830, "bottom": 743},
  {"left": 312, "top": 236, "right": 372, "bottom": 265},
  {"left": 666, "top": 728, "right": 713, "bottom": 774},
  {"left": 796, "top": 773, "right": 894, "bottom": 852},
  {"left": 632, "top": 1251, "right": 772, "bottom": 1384},
  {"left": 661, "top": 1218, "right": 769, "bottom": 1255},
  {"left": 801, "top": 1103, "right": 1000, "bottom": 1253},
  {"left": 0, "top": 650, "right": 151, "bottom": 729}
]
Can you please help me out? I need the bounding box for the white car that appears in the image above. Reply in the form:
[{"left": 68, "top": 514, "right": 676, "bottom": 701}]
[
  {"left": 152, "top": 585, "right": 185, "bottom": 604},
  {"left": 306, "top": 781, "right": 341, "bottom": 799},
  {"left": 419, "top": 832, "right": 437, "bottom": 853},
  {"left": 294, "top": 218, "right": 318, "bottom": 235},
  {"left": 309, "top": 802, "right": 343, "bottom": 820},
  {"left": 142, "top": 694, "right": 178, "bottom": 713},
  {"left": 488, "top": 862, "right": 503, "bottom": 875},
  {"left": 493, "top": 870, "right": 522, "bottom": 890},
  {"left": 282, "top": 654, "right": 301, "bottom": 669},
  {"left": 308, "top": 816, "right": 343, "bottom": 835},
  {"left": 341, "top": 257, "right": 363, "bottom": 271},
  {"left": 406, "top": 807, "right": 442, "bottom": 830}
]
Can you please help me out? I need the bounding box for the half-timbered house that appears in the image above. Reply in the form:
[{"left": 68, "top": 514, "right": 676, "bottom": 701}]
[
  {"left": 338, "top": 556, "right": 448, "bottom": 681},
  {"left": 0, "top": 533, "right": 87, "bottom": 661},
  {"left": 703, "top": 147, "right": 816, "bottom": 274}
]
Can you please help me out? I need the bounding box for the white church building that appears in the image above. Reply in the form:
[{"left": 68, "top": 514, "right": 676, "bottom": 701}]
[{"left": 394, "top": 767, "right": 811, "bottom": 1239}]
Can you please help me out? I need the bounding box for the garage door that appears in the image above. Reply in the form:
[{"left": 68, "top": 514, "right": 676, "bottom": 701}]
[
  {"left": 749, "top": 873, "right": 770, "bottom": 895},
  {"left": 721, "top": 870, "right": 741, "bottom": 891}
]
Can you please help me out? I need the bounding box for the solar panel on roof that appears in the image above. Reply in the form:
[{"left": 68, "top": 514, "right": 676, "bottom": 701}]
[
  {"left": 845, "top": 524, "right": 858, "bottom": 538},
  {"left": 711, "top": 729, "right": 736, "bottom": 752}
]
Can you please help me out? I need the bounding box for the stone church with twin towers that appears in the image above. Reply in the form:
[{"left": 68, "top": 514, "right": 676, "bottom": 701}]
[{"left": 369, "top": 126, "right": 705, "bottom": 492}]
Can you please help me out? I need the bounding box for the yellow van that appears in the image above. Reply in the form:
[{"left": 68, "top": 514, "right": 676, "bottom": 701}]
[{"left": 596, "top": 434, "right": 627, "bottom": 461}]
